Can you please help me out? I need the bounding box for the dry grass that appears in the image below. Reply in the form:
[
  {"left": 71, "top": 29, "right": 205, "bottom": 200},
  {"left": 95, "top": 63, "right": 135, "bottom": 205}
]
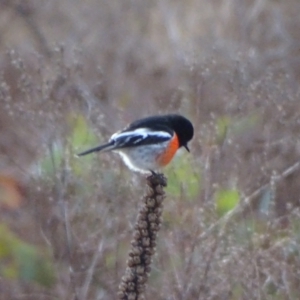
[{"left": 1, "top": 0, "right": 300, "bottom": 299}]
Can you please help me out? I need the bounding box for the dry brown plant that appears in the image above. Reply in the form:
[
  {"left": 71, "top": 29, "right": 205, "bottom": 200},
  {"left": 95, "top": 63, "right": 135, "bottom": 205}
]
[{"left": 1, "top": 1, "right": 300, "bottom": 299}]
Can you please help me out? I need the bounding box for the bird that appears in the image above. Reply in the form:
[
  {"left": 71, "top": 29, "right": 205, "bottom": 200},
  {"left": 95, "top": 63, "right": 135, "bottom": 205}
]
[{"left": 77, "top": 114, "right": 194, "bottom": 173}]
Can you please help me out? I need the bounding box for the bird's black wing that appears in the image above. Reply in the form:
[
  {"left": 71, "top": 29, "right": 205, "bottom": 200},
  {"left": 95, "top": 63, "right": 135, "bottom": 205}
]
[{"left": 111, "top": 128, "right": 172, "bottom": 149}]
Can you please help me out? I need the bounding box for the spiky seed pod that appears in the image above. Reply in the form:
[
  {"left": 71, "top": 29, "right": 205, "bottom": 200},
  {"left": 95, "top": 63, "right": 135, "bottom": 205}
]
[{"left": 118, "top": 173, "right": 167, "bottom": 300}]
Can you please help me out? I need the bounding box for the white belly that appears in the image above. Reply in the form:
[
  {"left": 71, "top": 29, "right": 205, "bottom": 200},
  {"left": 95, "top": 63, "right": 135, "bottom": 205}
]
[{"left": 114, "top": 142, "right": 168, "bottom": 173}]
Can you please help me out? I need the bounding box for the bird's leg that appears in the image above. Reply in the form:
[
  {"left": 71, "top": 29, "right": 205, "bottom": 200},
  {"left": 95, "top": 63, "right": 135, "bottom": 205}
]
[
  {"left": 146, "top": 169, "right": 157, "bottom": 181},
  {"left": 147, "top": 170, "right": 167, "bottom": 187},
  {"left": 150, "top": 170, "right": 157, "bottom": 176}
]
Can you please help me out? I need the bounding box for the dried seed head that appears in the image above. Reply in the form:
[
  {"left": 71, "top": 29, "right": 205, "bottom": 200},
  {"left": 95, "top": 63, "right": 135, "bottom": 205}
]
[
  {"left": 136, "top": 266, "right": 145, "bottom": 274},
  {"left": 143, "top": 255, "right": 152, "bottom": 265},
  {"left": 142, "top": 238, "right": 150, "bottom": 247},
  {"left": 140, "top": 229, "right": 149, "bottom": 237},
  {"left": 117, "top": 291, "right": 125, "bottom": 297},
  {"left": 127, "top": 282, "right": 135, "bottom": 291},
  {"left": 137, "top": 276, "right": 147, "bottom": 284},
  {"left": 148, "top": 213, "right": 157, "bottom": 222},
  {"left": 155, "top": 185, "right": 164, "bottom": 194},
  {"left": 156, "top": 195, "right": 165, "bottom": 204},
  {"left": 130, "top": 246, "right": 142, "bottom": 256},
  {"left": 146, "top": 198, "right": 156, "bottom": 207},
  {"left": 118, "top": 173, "right": 167, "bottom": 299},
  {"left": 128, "top": 292, "right": 137, "bottom": 300},
  {"left": 150, "top": 223, "right": 158, "bottom": 231},
  {"left": 133, "top": 231, "right": 141, "bottom": 239},
  {"left": 137, "top": 220, "right": 148, "bottom": 229}
]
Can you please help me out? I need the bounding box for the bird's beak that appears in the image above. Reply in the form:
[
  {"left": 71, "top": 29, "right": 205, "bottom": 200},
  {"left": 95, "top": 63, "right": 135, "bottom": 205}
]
[
  {"left": 184, "top": 144, "right": 190, "bottom": 152},
  {"left": 77, "top": 145, "right": 102, "bottom": 156}
]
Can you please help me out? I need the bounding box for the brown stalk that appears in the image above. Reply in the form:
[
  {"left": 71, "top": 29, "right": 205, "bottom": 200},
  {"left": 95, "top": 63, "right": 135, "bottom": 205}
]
[{"left": 118, "top": 173, "right": 167, "bottom": 300}]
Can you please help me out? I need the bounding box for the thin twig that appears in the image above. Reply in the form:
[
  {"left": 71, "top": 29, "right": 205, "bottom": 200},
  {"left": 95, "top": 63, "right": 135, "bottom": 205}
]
[
  {"left": 198, "top": 159, "right": 300, "bottom": 240},
  {"left": 81, "top": 240, "right": 105, "bottom": 300},
  {"left": 49, "top": 143, "right": 78, "bottom": 300}
]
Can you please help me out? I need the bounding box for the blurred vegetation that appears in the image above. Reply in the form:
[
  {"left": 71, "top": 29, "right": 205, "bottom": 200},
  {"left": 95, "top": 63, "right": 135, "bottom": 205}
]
[{"left": 1, "top": 0, "right": 300, "bottom": 299}]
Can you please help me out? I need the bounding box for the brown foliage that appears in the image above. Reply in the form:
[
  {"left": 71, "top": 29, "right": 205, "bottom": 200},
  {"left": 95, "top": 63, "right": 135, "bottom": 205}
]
[{"left": 1, "top": 0, "right": 300, "bottom": 299}]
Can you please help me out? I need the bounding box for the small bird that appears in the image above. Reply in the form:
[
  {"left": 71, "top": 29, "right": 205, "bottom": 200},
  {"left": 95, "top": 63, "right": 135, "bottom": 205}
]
[{"left": 78, "top": 114, "right": 194, "bottom": 173}]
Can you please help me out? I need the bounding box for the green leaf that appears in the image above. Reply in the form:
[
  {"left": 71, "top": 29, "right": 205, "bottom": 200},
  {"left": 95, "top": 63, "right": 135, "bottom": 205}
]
[
  {"left": 0, "top": 225, "right": 55, "bottom": 287},
  {"left": 230, "top": 113, "right": 260, "bottom": 136},
  {"left": 165, "top": 155, "right": 201, "bottom": 199},
  {"left": 216, "top": 116, "right": 230, "bottom": 143},
  {"left": 68, "top": 113, "right": 99, "bottom": 176},
  {"left": 216, "top": 113, "right": 260, "bottom": 144},
  {"left": 69, "top": 113, "right": 98, "bottom": 150},
  {"left": 215, "top": 189, "right": 239, "bottom": 216},
  {"left": 38, "top": 142, "right": 63, "bottom": 175},
  {"left": 36, "top": 113, "right": 98, "bottom": 177}
]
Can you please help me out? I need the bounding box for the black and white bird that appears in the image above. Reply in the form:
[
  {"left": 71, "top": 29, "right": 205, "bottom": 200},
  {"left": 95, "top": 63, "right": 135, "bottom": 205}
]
[{"left": 78, "top": 114, "right": 194, "bottom": 173}]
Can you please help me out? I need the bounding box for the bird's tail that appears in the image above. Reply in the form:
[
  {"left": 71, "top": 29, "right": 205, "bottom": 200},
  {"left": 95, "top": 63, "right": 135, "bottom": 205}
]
[{"left": 77, "top": 142, "right": 115, "bottom": 156}]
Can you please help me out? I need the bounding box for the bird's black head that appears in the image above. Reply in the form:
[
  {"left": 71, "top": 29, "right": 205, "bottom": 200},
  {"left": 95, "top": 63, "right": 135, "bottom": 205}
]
[{"left": 166, "top": 114, "right": 194, "bottom": 151}]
